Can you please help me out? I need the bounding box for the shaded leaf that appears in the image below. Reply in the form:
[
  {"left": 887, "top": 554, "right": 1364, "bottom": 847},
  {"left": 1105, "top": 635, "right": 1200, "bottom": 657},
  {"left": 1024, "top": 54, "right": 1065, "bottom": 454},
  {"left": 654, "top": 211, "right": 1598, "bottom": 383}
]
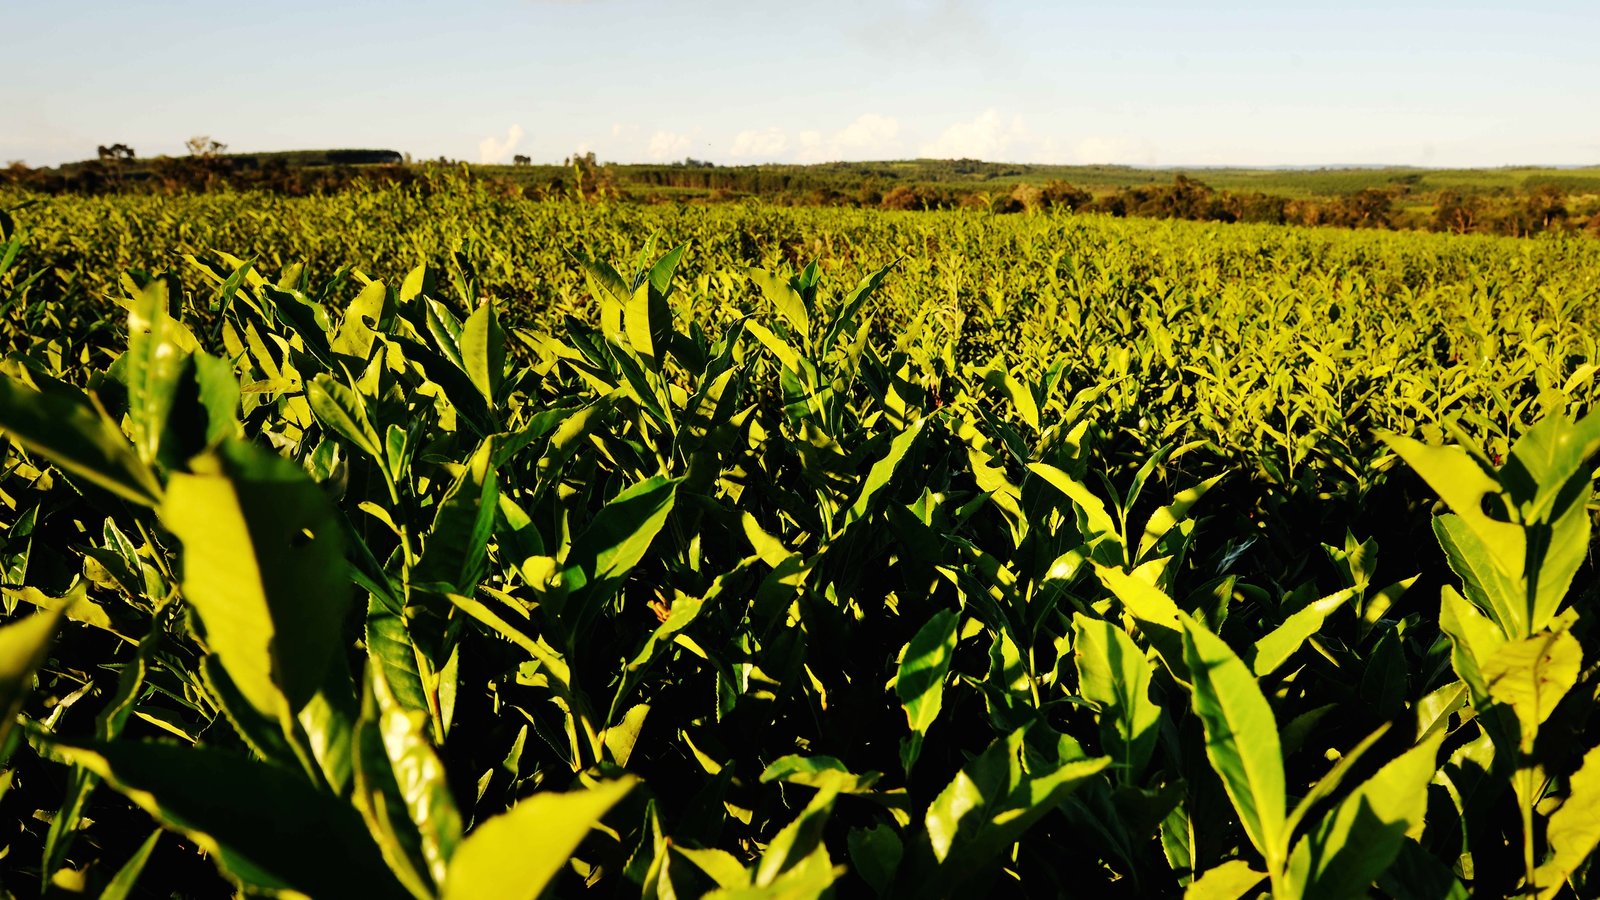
[{"left": 49, "top": 739, "right": 405, "bottom": 898}]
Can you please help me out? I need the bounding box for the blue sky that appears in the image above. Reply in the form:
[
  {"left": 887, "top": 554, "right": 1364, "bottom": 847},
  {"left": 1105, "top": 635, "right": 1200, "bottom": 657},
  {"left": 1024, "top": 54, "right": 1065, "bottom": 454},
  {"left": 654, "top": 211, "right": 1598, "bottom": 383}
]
[{"left": 5, "top": 1, "right": 1597, "bottom": 168}]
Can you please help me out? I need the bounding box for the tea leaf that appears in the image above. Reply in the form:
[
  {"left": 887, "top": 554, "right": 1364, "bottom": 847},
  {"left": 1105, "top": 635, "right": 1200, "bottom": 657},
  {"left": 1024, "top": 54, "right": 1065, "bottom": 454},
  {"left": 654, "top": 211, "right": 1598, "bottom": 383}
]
[
  {"left": 1182, "top": 615, "right": 1286, "bottom": 866},
  {"left": 162, "top": 439, "right": 349, "bottom": 720},
  {"left": 49, "top": 739, "right": 406, "bottom": 898},
  {"left": 443, "top": 777, "right": 636, "bottom": 900}
]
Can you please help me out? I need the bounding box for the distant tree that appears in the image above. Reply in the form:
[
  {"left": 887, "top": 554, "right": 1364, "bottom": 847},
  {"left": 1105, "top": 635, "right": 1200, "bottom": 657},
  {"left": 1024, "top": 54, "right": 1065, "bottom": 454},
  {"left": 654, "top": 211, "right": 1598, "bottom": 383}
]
[
  {"left": 97, "top": 143, "right": 135, "bottom": 162},
  {"left": 1091, "top": 192, "right": 1128, "bottom": 217},
  {"left": 1039, "top": 180, "right": 1092, "bottom": 211},
  {"left": 984, "top": 191, "right": 1024, "bottom": 214},
  {"left": 1331, "top": 188, "right": 1394, "bottom": 229},
  {"left": 0, "top": 161, "right": 31, "bottom": 189},
  {"left": 1433, "top": 190, "right": 1482, "bottom": 235},
  {"left": 959, "top": 192, "right": 989, "bottom": 211},
  {"left": 1226, "top": 191, "right": 1288, "bottom": 224},
  {"left": 566, "top": 151, "right": 618, "bottom": 202},
  {"left": 1525, "top": 184, "right": 1568, "bottom": 231},
  {"left": 1010, "top": 183, "right": 1045, "bottom": 213},
  {"left": 880, "top": 185, "right": 919, "bottom": 211},
  {"left": 1165, "top": 175, "right": 1229, "bottom": 220},
  {"left": 855, "top": 177, "right": 883, "bottom": 208},
  {"left": 512, "top": 154, "right": 531, "bottom": 166},
  {"left": 186, "top": 136, "right": 227, "bottom": 158}
]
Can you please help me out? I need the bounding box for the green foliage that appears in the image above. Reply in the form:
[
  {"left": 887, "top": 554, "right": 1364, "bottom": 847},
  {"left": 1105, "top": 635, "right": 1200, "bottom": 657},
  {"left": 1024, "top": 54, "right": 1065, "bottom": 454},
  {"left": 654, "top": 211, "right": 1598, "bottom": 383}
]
[
  {"left": 0, "top": 607, "right": 65, "bottom": 749},
  {"left": 0, "top": 197, "right": 1598, "bottom": 899},
  {"left": 441, "top": 777, "right": 636, "bottom": 900}
]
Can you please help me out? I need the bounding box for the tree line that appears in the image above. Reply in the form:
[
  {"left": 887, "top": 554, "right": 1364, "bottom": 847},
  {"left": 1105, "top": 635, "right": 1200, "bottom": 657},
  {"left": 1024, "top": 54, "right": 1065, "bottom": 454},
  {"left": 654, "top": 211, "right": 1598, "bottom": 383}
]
[{"left": 5, "top": 145, "right": 1597, "bottom": 239}]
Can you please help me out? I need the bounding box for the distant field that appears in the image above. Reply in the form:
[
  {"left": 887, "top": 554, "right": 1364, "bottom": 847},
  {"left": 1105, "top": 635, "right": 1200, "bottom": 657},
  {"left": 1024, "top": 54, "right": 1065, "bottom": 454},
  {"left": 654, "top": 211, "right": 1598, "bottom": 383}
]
[
  {"left": 36, "top": 147, "right": 1600, "bottom": 201},
  {"left": 16, "top": 150, "right": 1599, "bottom": 238},
  {"left": 480, "top": 159, "right": 1600, "bottom": 199}
]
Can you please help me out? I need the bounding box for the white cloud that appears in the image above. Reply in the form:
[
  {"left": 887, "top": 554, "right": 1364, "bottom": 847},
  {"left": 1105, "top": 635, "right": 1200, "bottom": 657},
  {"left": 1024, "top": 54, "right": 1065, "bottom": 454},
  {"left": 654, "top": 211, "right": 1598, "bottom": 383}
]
[
  {"left": 478, "top": 124, "right": 525, "bottom": 164},
  {"left": 919, "top": 109, "right": 1034, "bottom": 161},
  {"left": 646, "top": 130, "right": 692, "bottom": 161},
  {"left": 918, "top": 110, "right": 1156, "bottom": 164},
  {"left": 729, "top": 127, "right": 789, "bottom": 159},
  {"left": 796, "top": 113, "right": 902, "bottom": 162},
  {"left": 724, "top": 115, "right": 904, "bottom": 163}
]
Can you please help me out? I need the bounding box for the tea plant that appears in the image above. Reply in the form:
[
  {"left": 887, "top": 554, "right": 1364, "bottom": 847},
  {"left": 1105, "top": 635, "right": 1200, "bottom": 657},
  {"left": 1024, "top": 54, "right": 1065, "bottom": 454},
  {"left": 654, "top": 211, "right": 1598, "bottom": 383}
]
[{"left": 0, "top": 196, "right": 1598, "bottom": 898}]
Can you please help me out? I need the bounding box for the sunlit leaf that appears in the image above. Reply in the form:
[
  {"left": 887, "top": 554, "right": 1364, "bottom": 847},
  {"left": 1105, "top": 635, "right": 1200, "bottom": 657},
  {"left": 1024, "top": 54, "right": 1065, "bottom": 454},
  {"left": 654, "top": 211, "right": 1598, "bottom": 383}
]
[
  {"left": 897, "top": 608, "right": 958, "bottom": 774},
  {"left": 0, "top": 605, "right": 66, "bottom": 747},
  {"left": 1182, "top": 615, "right": 1286, "bottom": 866},
  {"left": 443, "top": 777, "right": 636, "bottom": 900},
  {"left": 161, "top": 438, "right": 349, "bottom": 721},
  {"left": 0, "top": 373, "right": 161, "bottom": 506}
]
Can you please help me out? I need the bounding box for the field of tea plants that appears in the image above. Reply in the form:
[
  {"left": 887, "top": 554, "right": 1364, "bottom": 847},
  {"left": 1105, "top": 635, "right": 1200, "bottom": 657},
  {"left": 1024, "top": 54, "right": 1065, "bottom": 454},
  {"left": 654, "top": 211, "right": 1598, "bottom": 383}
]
[{"left": 2, "top": 181, "right": 1600, "bottom": 898}]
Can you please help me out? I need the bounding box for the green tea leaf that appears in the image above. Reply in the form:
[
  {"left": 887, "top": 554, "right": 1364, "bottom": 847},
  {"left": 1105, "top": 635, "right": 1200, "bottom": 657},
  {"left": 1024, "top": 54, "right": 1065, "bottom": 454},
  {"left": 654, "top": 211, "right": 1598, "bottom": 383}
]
[
  {"left": 1383, "top": 433, "right": 1529, "bottom": 636},
  {"left": 100, "top": 829, "right": 162, "bottom": 900},
  {"left": 0, "top": 373, "right": 161, "bottom": 507},
  {"left": 1433, "top": 513, "right": 1526, "bottom": 641},
  {"left": 1073, "top": 612, "right": 1161, "bottom": 782},
  {"left": 847, "top": 824, "right": 903, "bottom": 895},
  {"left": 748, "top": 268, "right": 810, "bottom": 343},
  {"left": 1252, "top": 588, "right": 1355, "bottom": 677},
  {"left": 331, "top": 280, "right": 393, "bottom": 361},
  {"left": 414, "top": 436, "right": 498, "bottom": 594},
  {"left": 1285, "top": 732, "right": 1444, "bottom": 900},
  {"left": 443, "top": 777, "right": 636, "bottom": 900},
  {"left": 1499, "top": 409, "right": 1600, "bottom": 520},
  {"left": 1482, "top": 626, "right": 1582, "bottom": 751},
  {"left": 49, "top": 739, "right": 406, "bottom": 898},
  {"left": 754, "top": 788, "right": 837, "bottom": 888},
  {"left": 743, "top": 319, "right": 803, "bottom": 372},
  {"left": 1285, "top": 724, "right": 1392, "bottom": 839},
  {"left": 1095, "top": 565, "right": 1190, "bottom": 681},
  {"left": 307, "top": 372, "right": 385, "bottom": 462},
  {"left": 460, "top": 298, "right": 505, "bottom": 405},
  {"left": 674, "top": 845, "right": 750, "bottom": 890},
  {"left": 1182, "top": 615, "right": 1286, "bottom": 867},
  {"left": 897, "top": 608, "right": 958, "bottom": 774},
  {"left": 918, "top": 728, "right": 1108, "bottom": 892},
  {"left": 353, "top": 661, "right": 462, "bottom": 897},
  {"left": 125, "top": 276, "right": 195, "bottom": 464},
  {"left": 843, "top": 417, "right": 926, "bottom": 530},
  {"left": 567, "top": 474, "right": 680, "bottom": 597},
  {"left": 1140, "top": 474, "right": 1224, "bottom": 558},
  {"left": 1031, "top": 462, "right": 1118, "bottom": 541},
  {"left": 1439, "top": 584, "right": 1504, "bottom": 704},
  {"left": 1533, "top": 743, "right": 1600, "bottom": 899},
  {"left": 763, "top": 755, "right": 882, "bottom": 795},
  {"left": 1184, "top": 859, "right": 1266, "bottom": 900},
  {"left": 0, "top": 605, "right": 65, "bottom": 747},
  {"left": 161, "top": 439, "right": 349, "bottom": 721}
]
